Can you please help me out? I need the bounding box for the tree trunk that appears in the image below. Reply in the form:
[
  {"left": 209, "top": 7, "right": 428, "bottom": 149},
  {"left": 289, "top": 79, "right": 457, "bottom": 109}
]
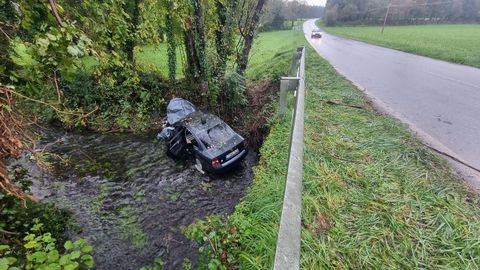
[
  {"left": 125, "top": 0, "right": 140, "bottom": 62},
  {"left": 184, "top": 17, "right": 200, "bottom": 81},
  {"left": 237, "top": 0, "right": 267, "bottom": 75},
  {"left": 191, "top": 0, "right": 208, "bottom": 95},
  {"left": 166, "top": 1, "right": 176, "bottom": 82},
  {"left": 214, "top": 0, "right": 228, "bottom": 78},
  {"left": 214, "top": 0, "right": 239, "bottom": 77}
]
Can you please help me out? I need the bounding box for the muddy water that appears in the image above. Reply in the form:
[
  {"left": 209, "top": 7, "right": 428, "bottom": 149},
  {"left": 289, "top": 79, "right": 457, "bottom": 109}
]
[{"left": 11, "top": 129, "right": 255, "bottom": 269}]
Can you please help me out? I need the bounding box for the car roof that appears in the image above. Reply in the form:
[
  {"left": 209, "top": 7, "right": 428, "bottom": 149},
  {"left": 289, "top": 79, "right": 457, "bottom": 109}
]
[{"left": 178, "top": 111, "right": 225, "bottom": 134}]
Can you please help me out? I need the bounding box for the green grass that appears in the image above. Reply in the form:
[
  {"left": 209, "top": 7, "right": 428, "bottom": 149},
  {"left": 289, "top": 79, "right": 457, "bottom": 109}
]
[
  {"left": 228, "top": 97, "right": 294, "bottom": 269},
  {"left": 319, "top": 22, "right": 480, "bottom": 68},
  {"left": 135, "top": 44, "right": 184, "bottom": 77},
  {"left": 222, "top": 32, "right": 480, "bottom": 269},
  {"left": 82, "top": 30, "right": 304, "bottom": 80},
  {"left": 216, "top": 30, "right": 304, "bottom": 269},
  {"left": 300, "top": 45, "right": 480, "bottom": 268},
  {"left": 246, "top": 30, "right": 305, "bottom": 79},
  {"left": 81, "top": 43, "right": 184, "bottom": 78}
]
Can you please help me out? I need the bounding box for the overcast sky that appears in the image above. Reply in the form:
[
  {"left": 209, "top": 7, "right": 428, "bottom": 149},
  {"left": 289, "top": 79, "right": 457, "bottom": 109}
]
[{"left": 304, "top": 0, "right": 326, "bottom": 6}]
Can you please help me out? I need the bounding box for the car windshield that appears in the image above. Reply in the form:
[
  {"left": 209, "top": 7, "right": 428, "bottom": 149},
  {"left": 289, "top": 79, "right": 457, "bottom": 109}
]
[{"left": 199, "top": 123, "right": 236, "bottom": 149}]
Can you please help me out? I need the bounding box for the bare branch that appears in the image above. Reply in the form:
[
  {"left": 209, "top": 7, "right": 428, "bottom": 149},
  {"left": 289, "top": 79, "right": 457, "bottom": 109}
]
[
  {"left": 6, "top": 87, "right": 97, "bottom": 117},
  {"left": 48, "top": 0, "right": 64, "bottom": 26},
  {"left": 53, "top": 71, "right": 62, "bottom": 104},
  {"left": 0, "top": 25, "right": 11, "bottom": 41}
]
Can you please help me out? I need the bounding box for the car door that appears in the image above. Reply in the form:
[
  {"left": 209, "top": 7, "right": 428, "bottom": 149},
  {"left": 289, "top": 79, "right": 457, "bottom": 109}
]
[{"left": 167, "top": 126, "right": 187, "bottom": 158}]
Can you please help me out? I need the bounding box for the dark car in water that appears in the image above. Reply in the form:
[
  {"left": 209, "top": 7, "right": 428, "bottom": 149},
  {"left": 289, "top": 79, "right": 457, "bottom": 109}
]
[{"left": 158, "top": 98, "right": 248, "bottom": 174}]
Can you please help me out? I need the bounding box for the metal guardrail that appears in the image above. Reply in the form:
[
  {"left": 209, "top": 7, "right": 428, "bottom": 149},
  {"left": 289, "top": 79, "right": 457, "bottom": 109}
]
[{"left": 273, "top": 46, "right": 305, "bottom": 270}]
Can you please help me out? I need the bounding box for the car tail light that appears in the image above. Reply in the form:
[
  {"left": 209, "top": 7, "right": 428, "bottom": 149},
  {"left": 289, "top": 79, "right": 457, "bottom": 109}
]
[
  {"left": 212, "top": 158, "right": 221, "bottom": 167},
  {"left": 243, "top": 139, "right": 248, "bottom": 147}
]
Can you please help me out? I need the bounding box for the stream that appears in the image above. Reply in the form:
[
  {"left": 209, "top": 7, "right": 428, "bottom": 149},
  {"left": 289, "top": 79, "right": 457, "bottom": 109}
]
[{"left": 9, "top": 128, "right": 255, "bottom": 269}]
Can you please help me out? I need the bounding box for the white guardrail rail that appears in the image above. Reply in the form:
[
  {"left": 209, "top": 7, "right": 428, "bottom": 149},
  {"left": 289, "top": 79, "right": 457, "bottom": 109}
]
[{"left": 273, "top": 45, "right": 305, "bottom": 270}]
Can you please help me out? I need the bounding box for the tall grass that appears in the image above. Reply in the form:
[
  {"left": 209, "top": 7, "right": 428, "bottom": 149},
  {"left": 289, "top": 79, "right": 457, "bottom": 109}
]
[
  {"left": 301, "top": 45, "right": 480, "bottom": 268},
  {"left": 320, "top": 22, "right": 480, "bottom": 68},
  {"left": 229, "top": 110, "right": 293, "bottom": 268}
]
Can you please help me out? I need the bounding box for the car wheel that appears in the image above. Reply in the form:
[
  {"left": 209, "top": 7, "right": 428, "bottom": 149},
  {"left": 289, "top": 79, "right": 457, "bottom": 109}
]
[{"left": 195, "top": 157, "right": 205, "bottom": 175}]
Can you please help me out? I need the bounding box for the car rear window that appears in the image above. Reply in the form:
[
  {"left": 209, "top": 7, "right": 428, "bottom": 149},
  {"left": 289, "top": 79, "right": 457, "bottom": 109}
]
[{"left": 199, "top": 123, "right": 236, "bottom": 148}]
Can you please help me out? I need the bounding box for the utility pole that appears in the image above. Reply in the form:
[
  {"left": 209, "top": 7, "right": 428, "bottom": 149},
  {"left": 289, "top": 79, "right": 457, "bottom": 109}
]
[{"left": 381, "top": 2, "right": 391, "bottom": 34}]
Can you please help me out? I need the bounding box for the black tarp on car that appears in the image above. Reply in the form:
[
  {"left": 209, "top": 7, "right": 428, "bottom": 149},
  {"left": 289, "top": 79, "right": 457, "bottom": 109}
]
[
  {"left": 166, "top": 98, "right": 197, "bottom": 125},
  {"left": 158, "top": 98, "right": 197, "bottom": 140}
]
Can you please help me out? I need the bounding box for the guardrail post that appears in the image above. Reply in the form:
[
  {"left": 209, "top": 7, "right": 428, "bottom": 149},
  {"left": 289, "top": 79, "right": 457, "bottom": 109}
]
[
  {"left": 279, "top": 78, "right": 299, "bottom": 118},
  {"left": 290, "top": 52, "right": 301, "bottom": 76},
  {"left": 279, "top": 79, "right": 289, "bottom": 117}
]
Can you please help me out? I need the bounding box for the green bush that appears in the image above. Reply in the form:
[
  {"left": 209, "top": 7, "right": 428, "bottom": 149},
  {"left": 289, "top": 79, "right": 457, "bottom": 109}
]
[
  {"left": 184, "top": 216, "right": 240, "bottom": 270},
  {"left": 139, "top": 257, "right": 165, "bottom": 270},
  {"left": 0, "top": 168, "right": 94, "bottom": 270},
  {"left": 0, "top": 223, "right": 94, "bottom": 270},
  {"left": 0, "top": 168, "right": 72, "bottom": 246},
  {"left": 59, "top": 67, "right": 167, "bottom": 131}
]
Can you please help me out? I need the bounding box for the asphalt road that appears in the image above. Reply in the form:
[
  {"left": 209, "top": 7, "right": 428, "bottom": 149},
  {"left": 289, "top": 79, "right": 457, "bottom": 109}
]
[{"left": 303, "top": 19, "right": 480, "bottom": 186}]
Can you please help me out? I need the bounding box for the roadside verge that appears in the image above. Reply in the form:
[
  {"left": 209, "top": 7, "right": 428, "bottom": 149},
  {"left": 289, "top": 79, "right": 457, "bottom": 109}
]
[{"left": 300, "top": 45, "right": 480, "bottom": 268}]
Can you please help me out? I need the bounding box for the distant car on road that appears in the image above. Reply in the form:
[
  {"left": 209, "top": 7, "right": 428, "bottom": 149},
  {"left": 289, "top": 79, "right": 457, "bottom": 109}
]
[
  {"left": 311, "top": 29, "right": 322, "bottom": 39},
  {"left": 158, "top": 98, "right": 248, "bottom": 174}
]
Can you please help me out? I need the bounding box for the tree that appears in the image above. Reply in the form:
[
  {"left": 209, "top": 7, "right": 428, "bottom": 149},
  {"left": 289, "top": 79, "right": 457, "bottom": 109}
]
[
  {"left": 262, "top": 0, "right": 286, "bottom": 30},
  {"left": 124, "top": 0, "right": 142, "bottom": 62},
  {"left": 324, "top": 0, "right": 480, "bottom": 24},
  {"left": 237, "top": 0, "right": 268, "bottom": 75}
]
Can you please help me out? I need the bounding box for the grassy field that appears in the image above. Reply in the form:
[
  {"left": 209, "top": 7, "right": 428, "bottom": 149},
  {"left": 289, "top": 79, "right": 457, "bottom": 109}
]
[
  {"left": 82, "top": 30, "right": 305, "bottom": 80},
  {"left": 319, "top": 22, "right": 480, "bottom": 68},
  {"left": 135, "top": 44, "right": 185, "bottom": 77},
  {"left": 246, "top": 30, "right": 305, "bottom": 80},
  {"left": 81, "top": 43, "right": 184, "bottom": 77}
]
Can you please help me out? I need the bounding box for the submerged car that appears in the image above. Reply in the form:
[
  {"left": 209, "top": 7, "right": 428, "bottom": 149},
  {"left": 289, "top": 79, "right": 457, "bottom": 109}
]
[
  {"left": 311, "top": 29, "right": 322, "bottom": 39},
  {"left": 158, "top": 98, "right": 248, "bottom": 174}
]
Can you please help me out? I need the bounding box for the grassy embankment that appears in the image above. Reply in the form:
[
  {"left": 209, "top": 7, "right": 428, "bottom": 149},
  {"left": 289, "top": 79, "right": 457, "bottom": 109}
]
[
  {"left": 222, "top": 31, "right": 480, "bottom": 269},
  {"left": 192, "top": 30, "right": 305, "bottom": 267},
  {"left": 318, "top": 22, "right": 480, "bottom": 68},
  {"left": 246, "top": 30, "right": 305, "bottom": 79},
  {"left": 300, "top": 46, "right": 480, "bottom": 268}
]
